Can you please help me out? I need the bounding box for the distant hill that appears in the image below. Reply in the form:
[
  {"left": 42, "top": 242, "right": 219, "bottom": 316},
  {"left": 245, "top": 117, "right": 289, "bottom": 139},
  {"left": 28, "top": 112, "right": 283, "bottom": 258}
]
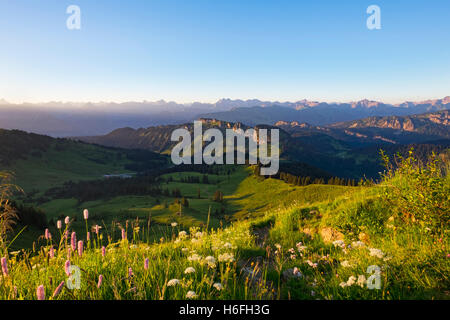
[
  {"left": 76, "top": 114, "right": 450, "bottom": 179},
  {"left": 276, "top": 110, "right": 450, "bottom": 146},
  {"left": 0, "top": 129, "right": 168, "bottom": 193}
]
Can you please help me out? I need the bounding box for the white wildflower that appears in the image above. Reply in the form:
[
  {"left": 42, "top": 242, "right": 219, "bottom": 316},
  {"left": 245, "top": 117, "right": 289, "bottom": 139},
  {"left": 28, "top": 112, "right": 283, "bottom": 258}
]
[
  {"left": 218, "top": 253, "right": 235, "bottom": 263},
  {"left": 213, "top": 283, "right": 223, "bottom": 291},
  {"left": 188, "top": 254, "right": 202, "bottom": 262},
  {"left": 346, "top": 276, "right": 356, "bottom": 286},
  {"left": 341, "top": 260, "right": 352, "bottom": 268},
  {"left": 186, "top": 291, "right": 198, "bottom": 299},
  {"left": 167, "top": 279, "right": 180, "bottom": 287},
  {"left": 369, "top": 248, "right": 385, "bottom": 259},
  {"left": 184, "top": 267, "right": 196, "bottom": 274},
  {"left": 357, "top": 275, "right": 366, "bottom": 288},
  {"left": 333, "top": 240, "right": 345, "bottom": 248}
]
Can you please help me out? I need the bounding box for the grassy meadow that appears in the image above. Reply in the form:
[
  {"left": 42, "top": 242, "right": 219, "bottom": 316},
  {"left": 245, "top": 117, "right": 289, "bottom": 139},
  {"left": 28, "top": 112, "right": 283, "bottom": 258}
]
[{"left": 0, "top": 150, "right": 448, "bottom": 300}]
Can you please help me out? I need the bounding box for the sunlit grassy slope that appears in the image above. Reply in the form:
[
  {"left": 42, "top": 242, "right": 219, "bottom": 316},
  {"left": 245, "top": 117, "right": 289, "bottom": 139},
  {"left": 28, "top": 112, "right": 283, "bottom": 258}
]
[
  {"left": 3, "top": 141, "right": 135, "bottom": 195},
  {"left": 2, "top": 158, "right": 448, "bottom": 300}
]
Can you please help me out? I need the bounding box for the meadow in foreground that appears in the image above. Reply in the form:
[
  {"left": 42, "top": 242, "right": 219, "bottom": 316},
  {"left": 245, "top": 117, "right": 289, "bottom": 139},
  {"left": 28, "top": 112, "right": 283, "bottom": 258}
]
[{"left": 0, "top": 151, "right": 448, "bottom": 300}]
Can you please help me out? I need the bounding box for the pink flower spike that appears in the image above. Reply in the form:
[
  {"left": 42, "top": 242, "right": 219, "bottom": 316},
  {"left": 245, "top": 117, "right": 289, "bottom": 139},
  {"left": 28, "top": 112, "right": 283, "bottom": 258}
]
[
  {"left": 77, "top": 240, "right": 84, "bottom": 257},
  {"left": 1, "top": 257, "right": 8, "bottom": 276},
  {"left": 87, "top": 232, "right": 90, "bottom": 241},
  {"left": 64, "top": 216, "right": 70, "bottom": 225},
  {"left": 122, "top": 228, "right": 126, "bottom": 241},
  {"left": 57, "top": 220, "right": 62, "bottom": 229},
  {"left": 101, "top": 246, "right": 106, "bottom": 257},
  {"left": 52, "top": 281, "right": 64, "bottom": 299},
  {"left": 71, "top": 232, "right": 77, "bottom": 251},
  {"left": 44, "top": 229, "right": 50, "bottom": 240},
  {"left": 36, "top": 285, "right": 45, "bottom": 300},
  {"left": 144, "top": 258, "right": 149, "bottom": 270},
  {"left": 65, "top": 260, "right": 71, "bottom": 276},
  {"left": 49, "top": 246, "right": 55, "bottom": 259},
  {"left": 128, "top": 267, "right": 133, "bottom": 278},
  {"left": 97, "top": 275, "right": 103, "bottom": 288},
  {"left": 83, "top": 209, "right": 89, "bottom": 220}
]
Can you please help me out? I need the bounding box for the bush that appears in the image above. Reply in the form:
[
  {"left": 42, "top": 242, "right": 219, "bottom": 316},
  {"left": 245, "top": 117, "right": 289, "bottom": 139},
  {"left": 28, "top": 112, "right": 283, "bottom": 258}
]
[{"left": 380, "top": 149, "right": 449, "bottom": 233}]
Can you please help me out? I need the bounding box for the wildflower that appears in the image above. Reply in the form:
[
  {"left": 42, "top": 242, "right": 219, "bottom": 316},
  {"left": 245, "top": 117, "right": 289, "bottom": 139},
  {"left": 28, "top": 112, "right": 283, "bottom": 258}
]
[
  {"left": 188, "top": 254, "right": 202, "bottom": 262},
  {"left": 97, "top": 275, "right": 103, "bottom": 288},
  {"left": 52, "top": 281, "right": 64, "bottom": 299},
  {"left": 77, "top": 241, "right": 83, "bottom": 257},
  {"left": 71, "top": 232, "right": 77, "bottom": 251},
  {"left": 49, "top": 246, "right": 55, "bottom": 259},
  {"left": 357, "top": 275, "right": 367, "bottom": 288},
  {"left": 204, "top": 256, "right": 216, "bottom": 265},
  {"left": 64, "top": 216, "right": 70, "bottom": 224},
  {"left": 213, "top": 283, "right": 223, "bottom": 291},
  {"left": 171, "top": 222, "right": 178, "bottom": 227},
  {"left": 178, "top": 231, "right": 187, "bottom": 238},
  {"left": 293, "top": 267, "right": 303, "bottom": 278},
  {"left": 186, "top": 291, "right": 198, "bottom": 299},
  {"left": 369, "top": 248, "right": 385, "bottom": 259},
  {"left": 144, "top": 258, "right": 149, "bottom": 270},
  {"left": 184, "top": 267, "right": 196, "bottom": 274},
  {"left": 194, "top": 231, "right": 203, "bottom": 238},
  {"left": 167, "top": 279, "right": 181, "bottom": 287},
  {"left": 339, "top": 282, "right": 348, "bottom": 288},
  {"left": 64, "top": 260, "right": 71, "bottom": 276},
  {"left": 288, "top": 248, "right": 295, "bottom": 254},
  {"left": 333, "top": 240, "right": 345, "bottom": 248},
  {"left": 1, "top": 257, "right": 8, "bottom": 276},
  {"left": 128, "top": 267, "right": 133, "bottom": 278},
  {"left": 94, "top": 225, "right": 101, "bottom": 234},
  {"left": 83, "top": 209, "right": 89, "bottom": 220},
  {"left": 341, "top": 260, "right": 352, "bottom": 268},
  {"left": 223, "top": 242, "right": 232, "bottom": 249},
  {"left": 218, "top": 253, "right": 235, "bottom": 263},
  {"left": 346, "top": 276, "right": 356, "bottom": 286},
  {"left": 87, "top": 232, "right": 90, "bottom": 241},
  {"left": 57, "top": 220, "right": 62, "bottom": 229},
  {"left": 44, "top": 229, "right": 50, "bottom": 240},
  {"left": 447, "top": 254, "right": 450, "bottom": 258},
  {"left": 36, "top": 285, "right": 45, "bottom": 300},
  {"left": 306, "top": 260, "right": 318, "bottom": 268},
  {"left": 351, "top": 241, "right": 365, "bottom": 248},
  {"left": 275, "top": 243, "right": 282, "bottom": 250},
  {"left": 290, "top": 254, "right": 296, "bottom": 260},
  {"left": 121, "top": 229, "right": 127, "bottom": 241}
]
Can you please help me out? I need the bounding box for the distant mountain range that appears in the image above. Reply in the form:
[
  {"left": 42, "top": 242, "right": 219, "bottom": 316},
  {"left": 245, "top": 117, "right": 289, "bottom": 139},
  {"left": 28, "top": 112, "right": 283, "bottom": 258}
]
[{"left": 1, "top": 97, "right": 449, "bottom": 137}]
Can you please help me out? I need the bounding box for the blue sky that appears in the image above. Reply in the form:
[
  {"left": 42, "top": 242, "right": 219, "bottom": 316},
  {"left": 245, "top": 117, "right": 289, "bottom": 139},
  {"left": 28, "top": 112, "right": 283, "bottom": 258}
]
[{"left": 0, "top": 0, "right": 449, "bottom": 104}]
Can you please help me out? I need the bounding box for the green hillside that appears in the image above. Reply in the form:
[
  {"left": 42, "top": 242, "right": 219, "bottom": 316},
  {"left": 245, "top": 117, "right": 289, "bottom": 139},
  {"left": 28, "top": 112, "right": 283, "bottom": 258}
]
[{"left": 0, "top": 149, "right": 448, "bottom": 300}]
